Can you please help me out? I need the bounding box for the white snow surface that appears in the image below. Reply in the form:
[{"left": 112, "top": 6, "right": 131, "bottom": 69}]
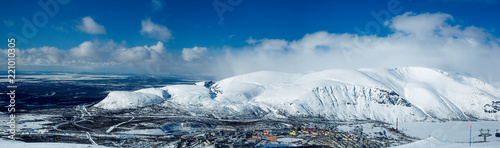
[
  {"left": 397, "top": 121, "right": 500, "bottom": 142},
  {"left": 93, "top": 88, "right": 167, "bottom": 110},
  {"left": 0, "top": 139, "right": 109, "bottom": 148},
  {"left": 94, "top": 67, "right": 500, "bottom": 122},
  {"left": 277, "top": 137, "right": 303, "bottom": 143},
  {"left": 392, "top": 137, "right": 500, "bottom": 148}
]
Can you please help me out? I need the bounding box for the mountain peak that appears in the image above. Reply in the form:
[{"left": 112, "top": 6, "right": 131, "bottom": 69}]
[{"left": 94, "top": 67, "right": 500, "bottom": 122}]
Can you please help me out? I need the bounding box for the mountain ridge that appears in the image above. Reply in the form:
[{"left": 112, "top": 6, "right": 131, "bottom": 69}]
[{"left": 93, "top": 67, "right": 500, "bottom": 122}]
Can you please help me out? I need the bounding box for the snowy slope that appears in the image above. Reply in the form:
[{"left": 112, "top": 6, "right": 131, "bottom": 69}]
[
  {"left": 93, "top": 88, "right": 168, "bottom": 110},
  {"left": 93, "top": 67, "right": 500, "bottom": 122},
  {"left": 392, "top": 137, "right": 500, "bottom": 148}
]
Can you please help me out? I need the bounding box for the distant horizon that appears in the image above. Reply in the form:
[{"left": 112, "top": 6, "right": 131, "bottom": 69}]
[{"left": 4, "top": 66, "right": 500, "bottom": 88}]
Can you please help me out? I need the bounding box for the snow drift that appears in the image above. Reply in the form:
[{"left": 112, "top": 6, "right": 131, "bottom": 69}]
[{"left": 93, "top": 67, "right": 500, "bottom": 122}]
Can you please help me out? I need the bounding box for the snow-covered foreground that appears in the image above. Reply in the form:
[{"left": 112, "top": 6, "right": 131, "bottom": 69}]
[
  {"left": 398, "top": 121, "right": 500, "bottom": 143},
  {"left": 94, "top": 67, "right": 500, "bottom": 122},
  {"left": 393, "top": 137, "right": 500, "bottom": 148},
  {"left": 0, "top": 139, "right": 109, "bottom": 148},
  {"left": 393, "top": 121, "right": 500, "bottom": 148}
]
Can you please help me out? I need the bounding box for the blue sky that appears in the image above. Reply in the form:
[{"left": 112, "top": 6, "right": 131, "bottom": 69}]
[
  {"left": 1, "top": 0, "right": 500, "bottom": 82},
  {"left": 2, "top": 0, "right": 499, "bottom": 52}
]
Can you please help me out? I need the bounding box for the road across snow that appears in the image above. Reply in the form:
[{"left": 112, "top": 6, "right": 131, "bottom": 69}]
[{"left": 106, "top": 116, "right": 135, "bottom": 133}]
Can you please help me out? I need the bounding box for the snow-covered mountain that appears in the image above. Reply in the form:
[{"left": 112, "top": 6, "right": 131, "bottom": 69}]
[{"left": 93, "top": 67, "right": 500, "bottom": 122}]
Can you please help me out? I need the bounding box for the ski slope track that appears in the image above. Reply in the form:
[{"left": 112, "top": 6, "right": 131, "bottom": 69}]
[{"left": 93, "top": 67, "right": 500, "bottom": 122}]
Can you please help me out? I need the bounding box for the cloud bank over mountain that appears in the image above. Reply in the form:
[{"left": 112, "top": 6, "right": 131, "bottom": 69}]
[{"left": 222, "top": 12, "right": 500, "bottom": 80}]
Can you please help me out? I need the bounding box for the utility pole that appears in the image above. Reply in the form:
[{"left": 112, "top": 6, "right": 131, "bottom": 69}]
[{"left": 396, "top": 118, "right": 398, "bottom": 132}]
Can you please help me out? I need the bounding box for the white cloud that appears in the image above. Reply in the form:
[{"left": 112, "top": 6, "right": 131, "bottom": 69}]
[
  {"left": 1, "top": 40, "right": 170, "bottom": 67},
  {"left": 140, "top": 19, "right": 172, "bottom": 42},
  {"left": 149, "top": 41, "right": 166, "bottom": 53},
  {"left": 2, "top": 12, "right": 499, "bottom": 82},
  {"left": 246, "top": 37, "right": 257, "bottom": 44},
  {"left": 182, "top": 47, "right": 208, "bottom": 61},
  {"left": 70, "top": 41, "right": 96, "bottom": 58},
  {"left": 254, "top": 39, "right": 288, "bottom": 51},
  {"left": 77, "top": 16, "right": 106, "bottom": 34},
  {"left": 0, "top": 41, "right": 215, "bottom": 76},
  {"left": 288, "top": 31, "right": 343, "bottom": 53},
  {"left": 21, "top": 47, "right": 67, "bottom": 65},
  {"left": 115, "top": 41, "right": 167, "bottom": 63},
  {"left": 219, "top": 12, "right": 500, "bottom": 82},
  {"left": 152, "top": 0, "right": 164, "bottom": 11},
  {"left": 389, "top": 12, "right": 452, "bottom": 38},
  {"left": 69, "top": 40, "right": 117, "bottom": 59}
]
